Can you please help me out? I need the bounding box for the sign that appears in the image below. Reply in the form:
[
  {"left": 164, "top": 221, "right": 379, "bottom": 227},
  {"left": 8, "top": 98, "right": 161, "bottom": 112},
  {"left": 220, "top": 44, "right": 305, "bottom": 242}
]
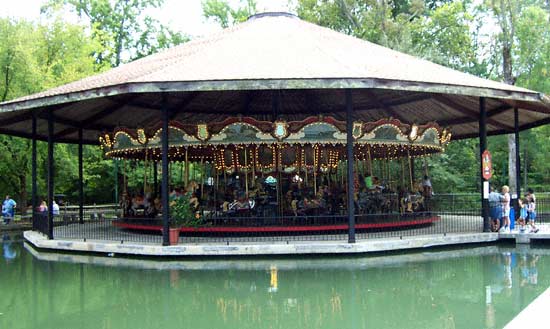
[{"left": 482, "top": 150, "right": 492, "bottom": 180}]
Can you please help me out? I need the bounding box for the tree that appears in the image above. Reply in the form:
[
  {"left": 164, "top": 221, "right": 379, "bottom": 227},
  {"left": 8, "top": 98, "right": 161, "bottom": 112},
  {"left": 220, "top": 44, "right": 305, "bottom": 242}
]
[
  {"left": 42, "top": 0, "right": 188, "bottom": 67},
  {"left": 0, "top": 17, "right": 100, "bottom": 212},
  {"left": 483, "top": 0, "right": 550, "bottom": 194},
  {"left": 202, "top": 0, "right": 256, "bottom": 28}
]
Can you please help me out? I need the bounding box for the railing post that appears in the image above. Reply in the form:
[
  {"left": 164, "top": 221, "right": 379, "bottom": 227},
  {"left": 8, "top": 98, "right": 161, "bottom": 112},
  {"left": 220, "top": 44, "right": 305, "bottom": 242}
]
[
  {"left": 346, "top": 89, "right": 355, "bottom": 243},
  {"left": 161, "top": 95, "right": 170, "bottom": 246},
  {"left": 479, "top": 98, "right": 490, "bottom": 232}
]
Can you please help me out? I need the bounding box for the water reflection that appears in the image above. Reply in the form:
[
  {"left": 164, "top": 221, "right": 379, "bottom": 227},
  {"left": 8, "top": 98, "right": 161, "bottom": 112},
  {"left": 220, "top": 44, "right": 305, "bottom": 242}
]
[
  {"left": 5, "top": 243, "right": 550, "bottom": 329},
  {"left": 2, "top": 233, "right": 17, "bottom": 262},
  {"left": 484, "top": 248, "right": 542, "bottom": 329}
]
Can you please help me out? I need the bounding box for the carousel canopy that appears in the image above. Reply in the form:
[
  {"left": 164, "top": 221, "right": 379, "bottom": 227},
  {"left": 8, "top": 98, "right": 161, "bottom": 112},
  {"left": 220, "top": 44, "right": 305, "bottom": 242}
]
[{"left": 0, "top": 12, "right": 549, "bottom": 144}]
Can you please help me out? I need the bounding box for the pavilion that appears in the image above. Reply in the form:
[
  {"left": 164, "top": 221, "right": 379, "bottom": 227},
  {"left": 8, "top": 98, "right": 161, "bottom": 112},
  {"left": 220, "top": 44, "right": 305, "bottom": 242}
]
[{"left": 1, "top": 12, "right": 549, "bottom": 246}]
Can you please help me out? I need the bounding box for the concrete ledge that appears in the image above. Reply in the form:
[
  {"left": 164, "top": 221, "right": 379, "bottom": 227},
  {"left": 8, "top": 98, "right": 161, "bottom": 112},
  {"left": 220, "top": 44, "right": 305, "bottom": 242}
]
[{"left": 24, "top": 231, "right": 499, "bottom": 257}]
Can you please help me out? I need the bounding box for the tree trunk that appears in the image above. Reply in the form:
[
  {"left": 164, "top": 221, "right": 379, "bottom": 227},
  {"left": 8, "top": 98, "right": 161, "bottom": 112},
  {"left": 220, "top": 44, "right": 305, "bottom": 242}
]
[{"left": 497, "top": 0, "right": 517, "bottom": 197}]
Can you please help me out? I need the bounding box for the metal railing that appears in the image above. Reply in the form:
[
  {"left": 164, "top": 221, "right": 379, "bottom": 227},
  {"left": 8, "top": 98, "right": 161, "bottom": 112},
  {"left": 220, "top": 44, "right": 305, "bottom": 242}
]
[{"left": 25, "top": 193, "right": 550, "bottom": 245}]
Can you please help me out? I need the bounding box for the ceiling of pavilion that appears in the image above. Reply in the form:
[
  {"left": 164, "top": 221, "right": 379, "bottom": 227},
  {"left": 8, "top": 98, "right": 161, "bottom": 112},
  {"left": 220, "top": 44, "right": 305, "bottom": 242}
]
[{"left": 0, "top": 12, "right": 549, "bottom": 145}]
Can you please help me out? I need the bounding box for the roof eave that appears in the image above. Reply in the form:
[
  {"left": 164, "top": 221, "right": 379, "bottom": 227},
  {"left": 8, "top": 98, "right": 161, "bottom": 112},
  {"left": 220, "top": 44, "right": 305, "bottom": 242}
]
[{"left": 0, "top": 78, "right": 545, "bottom": 113}]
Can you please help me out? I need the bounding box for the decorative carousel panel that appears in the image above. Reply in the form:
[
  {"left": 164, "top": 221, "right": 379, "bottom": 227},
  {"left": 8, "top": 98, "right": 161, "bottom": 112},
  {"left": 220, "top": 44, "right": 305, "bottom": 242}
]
[
  {"left": 113, "top": 131, "right": 140, "bottom": 149},
  {"left": 360, "top": 124, "right": 408, "bottom": 143},
  {"left": 257, "top": 145, "right": 276, "bottom": 171},
  {"left": 209, "top": 123, "right": 273, "bottom": 144},
  {"left": 416, "top": 127, "right": 440, "bottom": 146},
  {"left": 281, "top": 145, "right": 300, "bottom": 167},
  {"left": 286, "top": 122, "right": 346, "bottom": 144},
  {"left": 148, "top": 127, "right": 199, "bottom": 147},
  {"left": 234, "top": 147, "right": 254, "bottom": 171}
]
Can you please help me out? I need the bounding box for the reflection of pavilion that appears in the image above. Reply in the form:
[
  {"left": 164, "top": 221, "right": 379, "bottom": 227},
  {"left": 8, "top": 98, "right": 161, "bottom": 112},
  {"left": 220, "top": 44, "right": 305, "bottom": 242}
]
[{"left": 1, "top": 11, "right": 549, "bottom": 247}]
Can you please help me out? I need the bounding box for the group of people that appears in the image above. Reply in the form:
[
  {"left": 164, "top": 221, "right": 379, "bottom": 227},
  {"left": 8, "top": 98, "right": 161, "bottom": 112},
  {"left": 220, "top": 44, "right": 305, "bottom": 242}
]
[
  {"left": 121, "top": 182, "right": 201, "bottom": 218},
  {"left": 489, "top": 186, "right": 538, "bottom": 233},
  {"left": 37, "top": 200, "right": 60, "bottom": 216},
  {"left": 120, "top": 173, "right": 435, "bottom": 219}
]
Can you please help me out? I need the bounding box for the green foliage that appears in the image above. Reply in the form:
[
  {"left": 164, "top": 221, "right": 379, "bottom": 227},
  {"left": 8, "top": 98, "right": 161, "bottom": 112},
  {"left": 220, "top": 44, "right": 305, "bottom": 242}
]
[
  {"left": 1, "top": 0, "right": 550, "bottom": 213},
  {"left": 169, "top": 193, "right": 202, "bottom": 228},
  {"left": 202, "top": 0, "right": 256, "bottom": 28},
  {"left": 42, "top": 0, "right": 189, "bottom": 67}
]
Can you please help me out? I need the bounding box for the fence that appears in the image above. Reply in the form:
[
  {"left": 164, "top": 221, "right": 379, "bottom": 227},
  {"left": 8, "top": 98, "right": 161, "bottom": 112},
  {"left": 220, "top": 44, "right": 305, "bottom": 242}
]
[
  {"left": 27, "top": 193, "right": 550, "bottom": 244},
  {"left": 25, "top": 194, "right": 495, "bottom": 245}
]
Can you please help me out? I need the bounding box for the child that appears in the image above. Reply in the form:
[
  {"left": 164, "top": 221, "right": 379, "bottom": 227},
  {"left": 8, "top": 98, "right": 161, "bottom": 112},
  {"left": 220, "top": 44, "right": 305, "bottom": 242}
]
[
  {"left": 526, "top": 195, "right": 539, "bottom": 233},
  {"left": 500, "top": 186, "right": 511, "bottom": 233},
  {"left": 517, "top": 198, "right": 527, "bottom": 233}
]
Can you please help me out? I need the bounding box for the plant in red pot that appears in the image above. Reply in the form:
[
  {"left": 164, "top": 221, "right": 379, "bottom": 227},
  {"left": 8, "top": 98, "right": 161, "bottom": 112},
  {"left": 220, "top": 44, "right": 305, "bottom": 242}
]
[{"left": 169, "top": 192, "right": 202, "bottom": 245}]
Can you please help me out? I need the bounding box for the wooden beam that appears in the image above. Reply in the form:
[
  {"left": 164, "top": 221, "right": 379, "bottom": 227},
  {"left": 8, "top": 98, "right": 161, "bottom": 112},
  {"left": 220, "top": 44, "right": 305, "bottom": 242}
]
[
  {"left": 54, "top": 99, "right": 128, "bottom": 139},
  {"left": 0, "top": 111, "right": 32, "bottom": 127},
  {"left": 168, "top": 92, "right": 201, "bottom": 120},
  {"left": 363, "top": 90, "right": 409, "bottom": 123},
  {"left": 434, "top": 95, "right": 514, "bottom": 131},
  {"left": 241, "top": 90, "right": 256, "bottom": 115},
  {"left": 438, "top": 104, "right": 513, "bottom": 126}
]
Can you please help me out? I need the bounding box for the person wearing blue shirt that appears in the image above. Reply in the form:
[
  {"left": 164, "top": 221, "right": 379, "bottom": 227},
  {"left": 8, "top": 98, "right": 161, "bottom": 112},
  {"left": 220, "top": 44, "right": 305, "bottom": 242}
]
[{"left": 2, "top": 195, "right": 16, "bottom": 225}]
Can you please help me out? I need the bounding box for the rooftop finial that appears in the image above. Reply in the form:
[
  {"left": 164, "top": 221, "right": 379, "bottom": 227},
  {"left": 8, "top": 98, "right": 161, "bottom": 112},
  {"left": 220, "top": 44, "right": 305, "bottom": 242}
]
[{"left": 248, "top": 0, "right": 296, "bottom": 20}]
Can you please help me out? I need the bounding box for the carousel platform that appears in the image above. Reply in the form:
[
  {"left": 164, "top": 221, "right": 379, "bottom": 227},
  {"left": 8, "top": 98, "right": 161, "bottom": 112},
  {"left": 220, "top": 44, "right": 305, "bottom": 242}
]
[{"left": 112, "top": 215, "right": 441, "bottom": 234}]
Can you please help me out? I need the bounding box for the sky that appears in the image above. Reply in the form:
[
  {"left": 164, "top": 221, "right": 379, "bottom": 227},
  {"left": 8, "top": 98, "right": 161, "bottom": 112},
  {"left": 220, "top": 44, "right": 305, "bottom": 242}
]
[{"left": 0, "top": 0, "right": 293, "bottom": 37}]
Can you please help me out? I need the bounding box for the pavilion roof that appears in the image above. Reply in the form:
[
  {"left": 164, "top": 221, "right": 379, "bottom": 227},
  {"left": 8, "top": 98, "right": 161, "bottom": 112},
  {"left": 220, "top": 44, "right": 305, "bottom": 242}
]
[{"left": 0, "top": 12, "right": 549, "bottom": 144}]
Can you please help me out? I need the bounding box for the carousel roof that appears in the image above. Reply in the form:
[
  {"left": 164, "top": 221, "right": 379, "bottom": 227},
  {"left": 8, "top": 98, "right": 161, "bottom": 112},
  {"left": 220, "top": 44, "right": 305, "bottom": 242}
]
[{"left": 0, "top": 12, "right": 549, "bottom": 144}]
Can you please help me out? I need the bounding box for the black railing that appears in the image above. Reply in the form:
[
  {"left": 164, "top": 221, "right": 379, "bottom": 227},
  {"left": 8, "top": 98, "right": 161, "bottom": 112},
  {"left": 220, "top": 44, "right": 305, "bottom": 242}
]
[
  {"left": 31, "top": 213, "right": 49, "bottom": 236},
  {"left": 32, "top": 194, "right": 550, "bottom": 244}
]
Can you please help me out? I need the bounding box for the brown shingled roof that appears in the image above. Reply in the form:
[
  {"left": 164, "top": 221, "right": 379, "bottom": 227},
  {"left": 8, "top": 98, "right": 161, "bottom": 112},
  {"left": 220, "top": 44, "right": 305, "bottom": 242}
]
[{"left": 0, "top": 12, "right": 549, "bottom": 144}]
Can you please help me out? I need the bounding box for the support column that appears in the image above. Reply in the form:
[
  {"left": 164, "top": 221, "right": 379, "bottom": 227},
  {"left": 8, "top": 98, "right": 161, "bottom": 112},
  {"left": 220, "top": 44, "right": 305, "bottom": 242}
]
[
  {"left": 31, "top": 113, "right": 37, "bottom": 226},
  {"left": 47, "top": 109, "right": 55, "bottom": 239},
  {"left": 78, "top": 128, "right": 84, "bottom": 224},
  {"left": 514, "top": 108, "right": 521, "bottom": 209},
  {"left": 479, "top": 98, "right": 490, "bottom": 232},
  {"left": 153, "top": 161, "right": 158, "bottom": 197},
  {"left": 161, "top": 96, "right": 170, "bottom": 246},
  {"left": 346, "top": 89, "right": 355, "bottom": 243},
  {"left": 114, "top": 160, "right": 119, "bottom": 205}
]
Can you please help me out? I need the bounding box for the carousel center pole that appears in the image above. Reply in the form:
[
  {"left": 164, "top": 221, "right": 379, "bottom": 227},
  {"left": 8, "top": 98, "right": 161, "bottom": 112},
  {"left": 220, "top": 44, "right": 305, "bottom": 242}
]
[
  {"left": 346, "top": 89, "right": 356, "bottom": 243},
  {"left": 161, "top": 95, "right": 170, "bottom": 246}
]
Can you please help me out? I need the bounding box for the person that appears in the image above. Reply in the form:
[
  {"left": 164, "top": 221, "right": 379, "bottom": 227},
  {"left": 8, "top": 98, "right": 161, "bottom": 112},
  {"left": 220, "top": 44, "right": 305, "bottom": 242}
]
[
  {"left": 38, "top": 200, "right": 48, "bottom": 213},
  {"left": 2, "top": 195, "right": 16, "bottom": 225},
  {"left": 422, "top": 175, "right": 432, "bottom": 197},
  {"left": 517, "top": 198, "right": 527, "bottom": 233},
  {"left": 526, "top": 189, "right": 539, "bottom": 233},
  {"left": 52, "top": 200, "right": 60, "bottom": 216},
  {"left": 488, "top": 187, "right": 503, "bottom": 232},
  {"left": 500, "top": 186, "right": 511, "bottom": 233}
]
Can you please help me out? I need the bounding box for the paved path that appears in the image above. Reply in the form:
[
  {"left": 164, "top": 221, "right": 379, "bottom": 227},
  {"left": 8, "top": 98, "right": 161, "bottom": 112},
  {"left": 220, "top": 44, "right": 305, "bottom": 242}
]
[{"left": 504, "top": 286, "right": 550, "bottom": 329}]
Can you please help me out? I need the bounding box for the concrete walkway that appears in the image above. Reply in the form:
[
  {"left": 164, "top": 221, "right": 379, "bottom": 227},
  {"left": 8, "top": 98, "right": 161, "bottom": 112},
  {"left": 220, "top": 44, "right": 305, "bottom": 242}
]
[
  {"left": 24, "top": 230, "right": 498, "bottom": 257},
  {"left": 504, "top": 286, "right": 550, "bottom": 329}
]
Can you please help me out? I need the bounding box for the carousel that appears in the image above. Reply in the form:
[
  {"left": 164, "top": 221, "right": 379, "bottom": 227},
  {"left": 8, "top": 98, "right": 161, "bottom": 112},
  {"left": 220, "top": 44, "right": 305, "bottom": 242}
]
[{"left": 100, "top": 115, "right": 451, "bottom": 235}]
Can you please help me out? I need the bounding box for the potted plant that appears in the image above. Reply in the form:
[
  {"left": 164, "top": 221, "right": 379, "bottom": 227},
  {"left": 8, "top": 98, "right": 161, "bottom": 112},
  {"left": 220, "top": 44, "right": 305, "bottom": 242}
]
[{"left": 169, "top": 193, "right": 203, "bottom": 245}]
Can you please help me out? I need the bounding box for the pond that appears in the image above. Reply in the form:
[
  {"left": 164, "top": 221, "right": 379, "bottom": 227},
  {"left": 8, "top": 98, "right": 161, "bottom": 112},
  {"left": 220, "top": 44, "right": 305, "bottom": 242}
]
[{"left": 0, "top": 234, "right": 547, "bottom": 329}]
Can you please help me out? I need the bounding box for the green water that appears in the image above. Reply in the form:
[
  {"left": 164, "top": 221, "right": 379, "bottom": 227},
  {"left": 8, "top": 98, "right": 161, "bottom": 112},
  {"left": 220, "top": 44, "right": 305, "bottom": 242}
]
[{"left": 0, "top": 235, "right": 548, "bottom": 329}]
